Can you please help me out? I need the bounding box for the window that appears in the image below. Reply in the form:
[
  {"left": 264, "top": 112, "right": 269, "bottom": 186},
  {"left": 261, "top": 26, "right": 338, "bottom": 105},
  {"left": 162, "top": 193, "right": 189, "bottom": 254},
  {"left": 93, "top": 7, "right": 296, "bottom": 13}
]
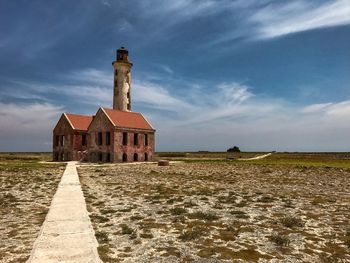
[
  {"left": 82, "top": 134, "right": 87, "bottom": 146},
  {"left": 123, "top": 132, "right": 128, "bottom": 146},
  {"left": 122, "top": 153, "right": 128, "bottom": 162},
  {"left": 134, "top": 133, "right": 138, "bottom": 146},
  {"left": 144, "top": 134, "right": 148, "bottom": 146},
  {"left": 98, "top": 152, "right": 103, "bottom": 162},
  {"left": 55, "top": 135, "right": 59, "bottom": 146},
  {"left": 61, "top": 135, "right": 65, "bottom": 146},
  {"left": 106, "top": 132, "right": 111, "bottom": 145},
  {"left": 106, "top": 153, "right": 111, "bottom": 162},
  {"left": 98, "top": 132, "right": 103, "bottom": 145},
  {"left": 144, "top": 153, "right": 148, "bottom": 161},
  {"left": 133, "top": 153, "right": 138, "bottom": 162}
]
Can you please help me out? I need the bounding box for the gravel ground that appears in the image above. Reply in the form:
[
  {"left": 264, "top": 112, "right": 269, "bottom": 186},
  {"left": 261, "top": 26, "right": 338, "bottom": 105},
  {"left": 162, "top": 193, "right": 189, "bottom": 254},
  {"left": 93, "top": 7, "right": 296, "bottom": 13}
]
[
  {"left": 0, "top": 165, "right": 64, "bottom": 263},
  {"left": 78, "top": 162, "right": 350, "bottom": 263}
]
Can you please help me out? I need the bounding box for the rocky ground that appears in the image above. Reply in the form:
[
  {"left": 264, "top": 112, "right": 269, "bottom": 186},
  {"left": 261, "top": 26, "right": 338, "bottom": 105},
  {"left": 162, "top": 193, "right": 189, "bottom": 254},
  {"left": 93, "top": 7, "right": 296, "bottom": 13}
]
[
  {"left": 78, "top": 161, "right": 350, "bottom": 263},
  {"left": 0, "top": 154, "right": 64, "bottom": 263}
]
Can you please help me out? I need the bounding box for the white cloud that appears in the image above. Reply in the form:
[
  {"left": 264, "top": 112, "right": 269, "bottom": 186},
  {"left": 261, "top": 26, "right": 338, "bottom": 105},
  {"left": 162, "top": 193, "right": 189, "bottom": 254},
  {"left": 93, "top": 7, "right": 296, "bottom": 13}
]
[
  {"left": 133, "top": 81, "right": 194, "bottom": 111},
  {"left": 3, "top": 68, "right": 350, "bottom": 152},
  {"left": 129, "top": 80, "right": 350, "bottom": 152},
  {"left": 101, "top": 0, "right": 111, "bottom": 7},
  {"left": 302, "top": 102, "right": 333, "bottom": 113},
  {"left": 118, "top": 19, "right": 133, "bottom": 32},
  {"left": 250, "top": 0, "right": 350, "bottom": 39},
  {"left": 0, "top": 103, "right": 63, "bottom": 151},
  {"left": 218, "top": 83, "right": 253, "bottom": 104}
]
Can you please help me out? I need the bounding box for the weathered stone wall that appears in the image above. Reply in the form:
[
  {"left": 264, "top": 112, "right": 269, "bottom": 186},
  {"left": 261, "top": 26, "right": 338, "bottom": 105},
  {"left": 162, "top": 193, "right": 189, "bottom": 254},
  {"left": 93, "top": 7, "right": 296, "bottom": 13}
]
[
  {"left": 113, "top": 129, "right": 155, "bottom": 162},
  {"left": 87, "top": 109, "right": 115, "bottom": 162},
  {"left": 113, "top": 62, "right": 132, "bottom": 111},
  {"left": 72, "top": 131, "right": 89, "bottom": 161},
  {"left": 53, "top": 115, "right": 89, "bottom": 161},
  {"left": 52, "top": 115, "right": 74, "bottom": 161},
  {"left": 86, "top": 109, "right": 155, "bottom": 163}
]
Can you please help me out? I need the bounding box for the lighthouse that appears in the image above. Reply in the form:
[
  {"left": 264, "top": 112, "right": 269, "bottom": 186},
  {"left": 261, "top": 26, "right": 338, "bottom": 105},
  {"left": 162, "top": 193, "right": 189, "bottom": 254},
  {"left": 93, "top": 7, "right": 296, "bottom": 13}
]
[{"left": 112, "top": 47, "right": 133, "bottom": 111}]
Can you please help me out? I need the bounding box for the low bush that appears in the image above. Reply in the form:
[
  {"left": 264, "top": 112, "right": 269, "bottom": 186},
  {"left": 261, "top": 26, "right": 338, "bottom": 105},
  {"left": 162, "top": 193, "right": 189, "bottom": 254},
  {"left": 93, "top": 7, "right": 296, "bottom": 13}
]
[
  {"left": 280, "top": 215, "right": 304, "bottom": 228},
  {"left": 270, "top": 233, "right": 290, "bottom": 247}
]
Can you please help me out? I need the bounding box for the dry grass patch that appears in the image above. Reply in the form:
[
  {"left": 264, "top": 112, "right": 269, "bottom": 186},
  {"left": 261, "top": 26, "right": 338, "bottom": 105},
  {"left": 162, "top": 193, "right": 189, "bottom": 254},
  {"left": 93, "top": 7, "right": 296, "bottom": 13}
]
[{"left": 78, "top": 156, "right": 350, "bottom": 262}]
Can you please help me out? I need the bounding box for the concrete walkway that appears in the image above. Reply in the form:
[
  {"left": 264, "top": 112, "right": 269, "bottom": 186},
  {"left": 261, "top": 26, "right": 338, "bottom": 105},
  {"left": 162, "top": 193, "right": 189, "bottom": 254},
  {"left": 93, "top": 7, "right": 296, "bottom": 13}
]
[
  {"left": 237, "top": 153, "right": 273, "bottom": 161},
  {"left": 27, "top": 162, "right": 102, "bottom": 263}
]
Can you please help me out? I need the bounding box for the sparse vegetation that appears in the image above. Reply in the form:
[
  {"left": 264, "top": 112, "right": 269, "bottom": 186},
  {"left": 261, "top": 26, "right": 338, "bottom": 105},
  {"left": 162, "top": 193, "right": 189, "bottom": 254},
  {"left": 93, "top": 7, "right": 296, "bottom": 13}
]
[
  {"left": 0, "top": 153, "right": 64, "bottom": 262},
  {"left": 79, "top": 152, "right": 350, "bottom": 262},
  {"left": 179, "top": 227, "right": 207, "bottom": 241},
  {"left": 270, "top": 233, "right": 290, "bottom": 247},
  {"left": 120, "top": 224, "right": 134, "bottom": 235},
  {"left": 170, "top": 207, "right": 188, "bottom": 215},
  {"left": 188, "top": 211, "right": 220, "bottom": 221},
  {"left": 280, "top": 215, "right": 304, "bottom": 228},
  {"left": 257, "top": 195, "right": 275, "bottom": 203}
]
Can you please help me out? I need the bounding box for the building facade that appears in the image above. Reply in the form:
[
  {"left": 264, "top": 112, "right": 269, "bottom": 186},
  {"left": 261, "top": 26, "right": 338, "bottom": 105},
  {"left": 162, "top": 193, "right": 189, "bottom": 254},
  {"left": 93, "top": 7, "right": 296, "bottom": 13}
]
[
  {"left": 52, "top": 47, "right": 155, "bottom": 162},
  {"left": 87, "top": 107, "right": 155, "bottom": 162},
  {"left": 53, "top": 113, "right": 92, "bottom": 161}
]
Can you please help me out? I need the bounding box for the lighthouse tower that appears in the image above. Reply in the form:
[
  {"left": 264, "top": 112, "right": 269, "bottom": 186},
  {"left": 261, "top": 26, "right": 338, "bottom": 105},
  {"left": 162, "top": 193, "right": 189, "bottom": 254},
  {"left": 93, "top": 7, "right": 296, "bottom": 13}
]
[{"left": 112, "top": 47, "right": 133, "bottom": 111}]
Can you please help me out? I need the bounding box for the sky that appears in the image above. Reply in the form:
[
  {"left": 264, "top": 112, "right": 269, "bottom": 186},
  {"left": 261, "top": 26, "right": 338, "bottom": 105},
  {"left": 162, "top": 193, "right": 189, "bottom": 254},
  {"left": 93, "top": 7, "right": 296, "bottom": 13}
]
[{"left": 0, "top": 0, "right": 350, "bottom": 152}]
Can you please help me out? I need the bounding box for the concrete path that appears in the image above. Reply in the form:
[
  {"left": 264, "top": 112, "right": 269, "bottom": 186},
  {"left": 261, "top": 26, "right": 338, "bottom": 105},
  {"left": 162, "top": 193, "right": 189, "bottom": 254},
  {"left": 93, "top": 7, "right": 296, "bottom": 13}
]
[
  {"left": 27, "top": 162, "right": 102, "bottom": 263},
  {"left": 237, "top": 153, "right": 273, "bottom": 161}
]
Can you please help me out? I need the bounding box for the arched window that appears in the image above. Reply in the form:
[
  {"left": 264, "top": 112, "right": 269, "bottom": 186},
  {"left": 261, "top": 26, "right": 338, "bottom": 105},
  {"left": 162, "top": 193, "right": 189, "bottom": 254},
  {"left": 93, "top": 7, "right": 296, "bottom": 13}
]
[
  {"left": 122, "top": 153, "right": 128, "bottom": 162},
  {"left": 144, "top": 153, "right": 148, "bottom": 161},
  {"left": 133, "top": 153, "right": 138, "bottom": 162}
]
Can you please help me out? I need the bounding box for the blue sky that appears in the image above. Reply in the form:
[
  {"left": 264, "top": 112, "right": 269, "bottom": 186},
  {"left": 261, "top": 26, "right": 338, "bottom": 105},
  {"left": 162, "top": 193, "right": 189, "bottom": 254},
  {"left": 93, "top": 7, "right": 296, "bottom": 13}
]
[{"left": 0, "top": 0, "right": 350, "bottom": 152}]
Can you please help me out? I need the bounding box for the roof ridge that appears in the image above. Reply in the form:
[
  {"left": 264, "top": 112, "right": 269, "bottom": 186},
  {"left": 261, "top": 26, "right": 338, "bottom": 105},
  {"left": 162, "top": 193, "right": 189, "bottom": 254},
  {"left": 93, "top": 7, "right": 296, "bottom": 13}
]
[
  {"left": 63, "top": 113, "right": 75, "bottom": 129},
  {"left": 102, "top": 107, "right": 142, "bottom": 115},
  {"left": 101, "top": 107, "right": 116, "bottom": 126},
  {"left": 65, "top": 113, "right": 93, "bottom": 117}
]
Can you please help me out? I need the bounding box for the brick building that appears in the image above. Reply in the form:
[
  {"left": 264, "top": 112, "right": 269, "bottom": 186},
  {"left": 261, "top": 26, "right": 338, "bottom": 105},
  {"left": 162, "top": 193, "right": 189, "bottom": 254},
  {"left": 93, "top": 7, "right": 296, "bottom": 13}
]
[
  {"left": 53, "top": 113, "right": 92, "bottom": 161},
  {"left": 53, "top": 47, "right": 155, "bottom": 162}
]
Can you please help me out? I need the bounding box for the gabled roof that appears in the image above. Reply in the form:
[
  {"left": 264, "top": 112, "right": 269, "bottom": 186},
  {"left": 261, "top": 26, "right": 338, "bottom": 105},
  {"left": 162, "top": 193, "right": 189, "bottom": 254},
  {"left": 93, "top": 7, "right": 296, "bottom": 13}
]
[
  {"left": 65, "top": 113, "right": 93, "bottom": 131},
  {"left": 102, "top": 108, "right": 155, "bottom": 131}
]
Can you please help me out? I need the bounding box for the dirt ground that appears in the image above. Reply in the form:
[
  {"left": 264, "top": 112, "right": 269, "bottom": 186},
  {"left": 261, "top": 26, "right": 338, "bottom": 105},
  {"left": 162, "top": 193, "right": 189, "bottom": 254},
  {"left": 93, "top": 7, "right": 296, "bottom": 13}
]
[
  {"left": 79, "top": 161, "right": 350, "bottom": 263},
  {"left": 0, "top": 154, "right": 64, "bottom": 263}
]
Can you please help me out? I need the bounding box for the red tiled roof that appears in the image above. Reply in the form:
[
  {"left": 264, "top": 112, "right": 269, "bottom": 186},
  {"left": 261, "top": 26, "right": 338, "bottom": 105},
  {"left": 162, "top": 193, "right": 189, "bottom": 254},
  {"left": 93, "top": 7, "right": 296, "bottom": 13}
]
[
  {"left": 65, "top": 113, "right": 93, "bottom": 131},
  {"left": 102, "top": 108, "right": 154, "bottom": 130}
]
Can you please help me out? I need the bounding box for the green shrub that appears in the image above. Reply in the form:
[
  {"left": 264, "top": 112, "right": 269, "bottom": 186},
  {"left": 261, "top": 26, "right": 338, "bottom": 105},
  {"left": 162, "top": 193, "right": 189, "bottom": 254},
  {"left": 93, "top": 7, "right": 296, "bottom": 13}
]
[
  {"left": 120, "top": 224, "right": 134, "bottom": 235},
  {"left": 179, "top": 227, "right": 207, "bottom": 241},
  {"left": 170, "top": 207, "right": 188, "bottom": 215},
  {"left": 280, "top": 215, "right": 304, "bottom": 228},
  {"left": 188, "top": 211, "right": 219, "bottom": 221},
  {"left": 227, "top": 146, "right": 241, "bottom": 152},
  {"left": 270, "top": 233, "right": 290, "bottom": 246}
]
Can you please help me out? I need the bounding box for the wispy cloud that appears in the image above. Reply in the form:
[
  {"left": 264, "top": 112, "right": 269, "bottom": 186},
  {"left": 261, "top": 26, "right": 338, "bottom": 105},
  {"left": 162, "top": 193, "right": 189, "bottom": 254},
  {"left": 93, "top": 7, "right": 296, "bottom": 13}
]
[
  {"left": 251, "top": 0, "right": 350, "bottom": 39},
  {"left": 129, "top": 79, "right": 350, "bottom": 151},
  {"left": 2, "top": 67, "right": 350, "bottom": 152},
  {"left": 140, "top": 0, "right": 350, "bottom": 45}
]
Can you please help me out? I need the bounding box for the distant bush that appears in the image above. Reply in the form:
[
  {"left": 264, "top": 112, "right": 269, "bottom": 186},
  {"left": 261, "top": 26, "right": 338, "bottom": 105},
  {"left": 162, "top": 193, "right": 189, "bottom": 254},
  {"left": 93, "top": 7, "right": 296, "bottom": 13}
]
[{"left": 227, "top": 146, "right": 241, "bottom": 152}]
